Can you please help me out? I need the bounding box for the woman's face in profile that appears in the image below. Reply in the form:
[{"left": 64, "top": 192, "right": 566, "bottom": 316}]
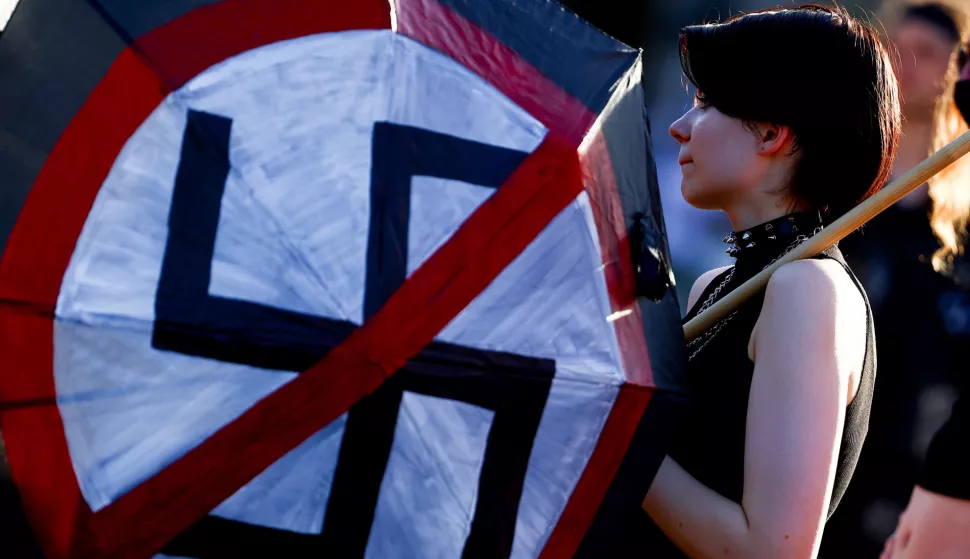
[
  {"left": 668, "top": 96, "right": 762, "bottom": 210},
  {"left": 892, "top": 18, "right": 957, "bottom": 115}
]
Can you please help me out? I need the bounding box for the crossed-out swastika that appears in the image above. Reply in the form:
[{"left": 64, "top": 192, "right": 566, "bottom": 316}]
[{"left": 153, "top": 111, "right": 557, "bottom": 557}]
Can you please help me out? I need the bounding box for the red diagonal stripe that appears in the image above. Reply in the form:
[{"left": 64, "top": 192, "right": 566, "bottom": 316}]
[{"left": 79, "top": 135, "right": 583, "bottom": 559}]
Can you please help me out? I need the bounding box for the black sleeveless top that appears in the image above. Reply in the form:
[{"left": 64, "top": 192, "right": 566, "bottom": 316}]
[{"left": 647, "top": 212, "right": 876, "bottom": 556}]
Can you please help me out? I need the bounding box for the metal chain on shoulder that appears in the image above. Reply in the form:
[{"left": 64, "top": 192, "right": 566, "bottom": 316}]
[
  {"left": 686, "top": 226, "right": 822, "bottom": 362},
  {"left": 694, "top": 268, "right": 735, "bottom": 317}
]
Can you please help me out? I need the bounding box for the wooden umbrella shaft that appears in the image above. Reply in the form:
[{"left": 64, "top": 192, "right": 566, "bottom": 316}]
[{"left": 682, "top": 129, "right": 970, "bottom": 342}]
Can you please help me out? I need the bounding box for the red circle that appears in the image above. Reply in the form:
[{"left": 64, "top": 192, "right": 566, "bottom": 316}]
[{"left": 0, "top": 2, "right": 648, "bottom": 559}]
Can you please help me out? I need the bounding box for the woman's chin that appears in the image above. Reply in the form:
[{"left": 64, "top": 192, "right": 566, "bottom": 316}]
[{"left": 680, "top": 182, "right": 718, "bottom": 210}]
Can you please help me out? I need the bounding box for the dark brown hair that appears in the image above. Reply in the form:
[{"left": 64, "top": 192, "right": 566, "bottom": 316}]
[{"left": 679, "top": 4, "right": 902, "bottom": 221}]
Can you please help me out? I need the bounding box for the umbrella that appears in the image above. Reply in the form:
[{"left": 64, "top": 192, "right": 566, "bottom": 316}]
[{"left": 0, "top": 0, "right": 687, "bottom": 557}]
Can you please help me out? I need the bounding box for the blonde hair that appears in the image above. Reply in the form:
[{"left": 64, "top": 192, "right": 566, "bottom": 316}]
[
  {"left": 929, "top": 59, "right": 970, "bottom": 274},
  {"left": 879, "top": 0, "right": 970, "bottom": 275}
]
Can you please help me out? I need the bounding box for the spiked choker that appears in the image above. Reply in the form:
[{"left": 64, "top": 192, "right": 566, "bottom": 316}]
[{"left": 722, "top": 211, "right": 824, "bottom": 258}]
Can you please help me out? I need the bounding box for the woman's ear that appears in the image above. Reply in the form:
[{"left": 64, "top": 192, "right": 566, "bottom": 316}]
[{"left": 756, "top": 123, "right": 794, "bottom": 156}]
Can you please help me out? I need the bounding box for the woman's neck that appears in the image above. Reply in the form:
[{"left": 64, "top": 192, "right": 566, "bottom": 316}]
[
  {"left": 721, "top": 160, "right": 806, "bottom": 230},
  {"left": 723, "top": 199, "right": 805, "bottom": 231}
]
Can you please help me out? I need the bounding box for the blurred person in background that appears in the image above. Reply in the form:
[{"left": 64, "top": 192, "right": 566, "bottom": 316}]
[
  {"left": 879, "top": 37, "right": 970, "bottom": 559},
  {"left": 640, "top": 5, "right": 900, "bottom": 557},
  {"left": 824, "top": 2, "right": 970, "bottom": 556}
]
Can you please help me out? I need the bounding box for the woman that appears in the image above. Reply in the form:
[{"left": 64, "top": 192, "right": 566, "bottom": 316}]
[
  {"left": 880, "top": 38, "right": 970, "bottom": 559},
  {"left": 640, "top": 5, "right": 900, "bottom": 558},
  {"left": 889, "top": 1, "right": 968, "bottom": 207}
]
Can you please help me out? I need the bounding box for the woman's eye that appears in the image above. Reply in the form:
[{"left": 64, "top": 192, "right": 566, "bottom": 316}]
[{"left": 693, "top": 93, "right": 709, "bottom": 108}]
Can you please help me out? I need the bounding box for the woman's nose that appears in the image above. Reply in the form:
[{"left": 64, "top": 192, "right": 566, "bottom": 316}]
[{"left": 669, "top": 113, "right": 690, "bottom": 144}]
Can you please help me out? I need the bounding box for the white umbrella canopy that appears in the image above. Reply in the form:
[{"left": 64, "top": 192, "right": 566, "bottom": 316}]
[{"left": 0, "top": 1, "right": 687, "bottom": 558}]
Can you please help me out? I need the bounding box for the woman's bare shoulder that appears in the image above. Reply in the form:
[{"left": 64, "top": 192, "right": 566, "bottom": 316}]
[
  {"left": 766, "top": 258, "right": 863, "bottom": 306},
  {"left": 761, "top": 259, "right": 867, "bottom": 333},
  {"left": 756, "top": 258, "right": 867, "bottom": 397}
]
